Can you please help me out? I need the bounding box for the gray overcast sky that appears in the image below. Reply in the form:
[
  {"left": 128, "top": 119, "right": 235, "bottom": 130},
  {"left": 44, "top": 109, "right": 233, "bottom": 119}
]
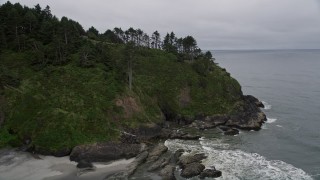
[{"left": 3, "top": 0, "right": 320, "bottom": 50}]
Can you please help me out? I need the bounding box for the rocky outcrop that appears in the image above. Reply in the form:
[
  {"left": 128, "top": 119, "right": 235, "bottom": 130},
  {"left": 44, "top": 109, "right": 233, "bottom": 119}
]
[
  {"left": 147, "top": 156, "right": 171, "bottom": 171},
  {"left": 190, "top": 115, "right": 229, "bottom": 130},
  {"left": 219, "top": 126, "right": 240, "bottom": 136},
  {"left": 226, "top": 95, "right": 267, "bottom": 130},
  {"left": 245, "top": 95, "right": 265, "bottom": 108},
  {"left": 126, "top": 151, "right": 149, "bottom": 176},
  {"left": 31, "top": 147, "right": 71, "bottom": 157},
  {"left": 105, "top": 151, "right": 149, "bottom": 180},
  {"left": 173, "top": 149, "right": 184, "bottom": 162},
  {"left": 76, "top": 160, "right": 94, "bottom": 169},
  {"left": 188, "top": 95, "right": 266, "bottom": 131},
  {"left": 146, "top": 144, "right": 168, "bottom": 163},
  {"left": 199, "top": 168, "right": 222, "bottom": 179},
  {"left": 159, "top": 128, "right": 201, "bottom": 140},
  {"left": 178, "top": 153, "right": 207, "bottom": 168},
  {"left": 177, "top": 153, "right": 207, "bottom": 178},
  {"left": 168, "top": 130, "right": 201, "bottom": 140},
  {"left": 181, "top": 162, "right": 205, "bottom": 178},
  {"left": 160, "top": 165, "right": 176, "bottom": 180},
  {"left": 76, "top": 160, "right": 96, "bottom": 176},
  {"left": 69, "top": 142, "right": 145, "bottom": 162},
  {"left": 226, "top": 112, "right": 266, "bottom": 130},
  {"left": 120, "top": 123, "right": 163, "bottom": 143}
]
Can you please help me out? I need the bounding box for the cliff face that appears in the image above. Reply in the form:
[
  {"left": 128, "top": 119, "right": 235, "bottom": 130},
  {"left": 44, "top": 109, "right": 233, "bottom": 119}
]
[
  {"left": 0, "top": 1, "right": 268, "bottom": 154},
  {"left": 0, "top": 48, "right": 249, "bottom": 153}
]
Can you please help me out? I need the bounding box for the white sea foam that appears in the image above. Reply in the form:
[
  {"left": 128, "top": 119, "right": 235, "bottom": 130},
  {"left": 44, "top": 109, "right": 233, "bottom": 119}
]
[
  {"left": 276, "top": 125, "right": 283, "bottom": 128},
  {"left": 261, "top": 124, "right": 268, "bottom": 129},
  {"left": 0, "top": 150, "right": 72, "bottom": 180},
  {"left": 201, "top": 147, "right": 313, "bottom": 180},
  {"left": 262, "top": 101, "right": 272, "bottom": 110},
  {"left": 266, "top": 118, "right": 277, "bottom": 123},
  {"left": 165, "top": 139, "right": 313, "bottom": 180}
]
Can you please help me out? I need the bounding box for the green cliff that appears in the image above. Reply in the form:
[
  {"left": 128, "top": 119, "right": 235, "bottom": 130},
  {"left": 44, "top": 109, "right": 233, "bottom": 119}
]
[{"left": 0, "top": 2, "right": 243, "bottom": 153}]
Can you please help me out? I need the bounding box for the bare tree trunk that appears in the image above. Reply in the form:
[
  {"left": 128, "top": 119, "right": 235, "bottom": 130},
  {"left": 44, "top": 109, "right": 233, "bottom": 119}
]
[
  {"left": 15, "top": 25, "right": 20, "bottom": 52},
  {"left": 128, "top": 54, "right": 133, "bottom": 90},
  {"left": 64, "top": 31, "right": 68, "bottom": 45}
]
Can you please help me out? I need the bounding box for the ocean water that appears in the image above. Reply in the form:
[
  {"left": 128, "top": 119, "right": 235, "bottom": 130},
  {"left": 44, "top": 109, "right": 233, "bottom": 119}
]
[
  {"left": 166, "top": 49, "right": 320, "bottom": 179},
  {"left": 215, "top": 49, "right": 320, "bottom": 178}
]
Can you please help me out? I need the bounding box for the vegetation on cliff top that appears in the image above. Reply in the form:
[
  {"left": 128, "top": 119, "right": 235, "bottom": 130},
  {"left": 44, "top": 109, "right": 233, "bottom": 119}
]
[{"left": 0, "top": 2, "right": 243, "bottom": 152}]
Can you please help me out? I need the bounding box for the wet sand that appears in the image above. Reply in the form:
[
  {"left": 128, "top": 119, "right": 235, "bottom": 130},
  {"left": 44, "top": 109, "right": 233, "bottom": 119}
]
[{"left": 0, "top": 149, "right": 134, "bottom": 180}]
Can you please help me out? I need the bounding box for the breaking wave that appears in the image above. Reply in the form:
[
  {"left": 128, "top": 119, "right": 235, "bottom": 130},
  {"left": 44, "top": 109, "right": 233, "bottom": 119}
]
[
  {"left": 262, "top": 101, "right": 272, "bottom": 110},
  {"left": 165, "top": 139, "right": 313, "bottom": 180},
  {"left": 266, "top": 118, "right": 278, "bottom": 124}
]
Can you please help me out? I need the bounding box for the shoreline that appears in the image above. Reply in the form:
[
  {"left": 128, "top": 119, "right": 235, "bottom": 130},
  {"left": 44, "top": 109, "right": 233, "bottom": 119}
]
[
  {"left": 1, "top": 95, "right": 267, "bottom": 179},
  {"left": 0, "top": 149, "right": 134, "bottom": 180}
]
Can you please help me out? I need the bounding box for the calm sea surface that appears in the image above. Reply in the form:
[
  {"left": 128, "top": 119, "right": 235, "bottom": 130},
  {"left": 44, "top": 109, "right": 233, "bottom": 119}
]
[
  {"left": 216, "top": 49, "right": 320, "bottom": 179},
  {"left": 167, "top": 49, "right": 320, "bottom": 180}
]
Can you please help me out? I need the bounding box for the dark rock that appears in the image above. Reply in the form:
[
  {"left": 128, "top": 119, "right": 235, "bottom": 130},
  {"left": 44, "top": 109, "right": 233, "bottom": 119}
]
[
  {"left": 178, "top": 153, "right": 207, "bottom": 168},
  {"left": 226, "top": 112, "right": 266, "bottom": 130},
  {"left": 245, "top": 95, "right": 264, "bottom": 108},
  {"left": 180, "top": 162, "right": 205, "bottom": 178},
  {"left": 219, "top": 126, "right": 239, "bottom": 136},
  {"left": 169, "top": 130, "right": 201, "bottom": 140},
  {"left": 147, "top": 157, "right": 171, "bottom": 172},
  {"left": 54, "top": 148, "right": 72, "bottom": 157},
  {"left": 199, "top": 169, "right": 222, "bottom": 179},
  {"left": 159, "top": 129, "right": 200, "bottom": 140},
  {"left": 187, "top": 95, "right": 266, "bottom": 131},
  {"left": 121, "top": 123, "right": 163, "bottom": 143},
  {"left": 127, "top": 151, "right": 149, "bottom": 176},
  {"left": 218, "top": 125, "right": 230, "bottom": 131},
  {"left": 77, "top": 160, "right": 94, "bottom": 169},
  {"left": 160, "top": 165, "right": 176, "bottom": 180},
  {"left": 158, "top": 128, "right": 172, "bottom": 139},
  {"left": 173, "top": 149, "right": 184, "bottom": 163},
  {"left": 32, "top": 147, "right": 71, "bottom": 157},
  {"left": 175, "top": 115, "right": 194, "bottom": 125},
  {"left": 103, "top": 151, "right": 149, "bottom": 179},
  {"left": 76, "top": 160, "right": 96, "bottom": 176},
  {"left": 120, "top": 131, "right": 138, "bottom": 144},
  {"left": 224, "top": 128, "right": 239, "bottom": 136},
  {"left": 256, "top": 101, "right": 265, "bottom": 108},
  {"left": 226, "top": 95, "right": 267, "bottom": 130},
  {"left": 70, "top": 142, "right": 144, "bottom": 162},
  {"left": 104, "top": 172, "right": 127, "bottom": 180},
  {"left": 204, "top": 115, "right": 229, "bottom": 126},
  {"left": 146, "top": 144, "right": 168, "bottom": 163},
  {"left": 190, "top": 120, "right": 216, "bottom": 130},
  {"left": 190, "top": 115, "right": 229, "bottom": 130}
]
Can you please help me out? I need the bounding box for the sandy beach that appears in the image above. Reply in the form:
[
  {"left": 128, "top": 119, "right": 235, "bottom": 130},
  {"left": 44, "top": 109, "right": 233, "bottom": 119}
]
[{"left": 0, "top": 149, "right": 134, "bottom": 180}]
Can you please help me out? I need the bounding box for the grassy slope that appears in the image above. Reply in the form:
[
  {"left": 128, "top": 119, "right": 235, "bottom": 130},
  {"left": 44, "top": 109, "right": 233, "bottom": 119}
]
[{"left": 0, "top": 47, "right": 243, "bottom": 152}]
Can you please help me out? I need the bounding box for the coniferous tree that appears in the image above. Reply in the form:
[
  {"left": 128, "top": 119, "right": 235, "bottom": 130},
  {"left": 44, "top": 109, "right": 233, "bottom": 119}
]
[
  {"left": 24, "top": 11, "right": 37, "bottom": 33},
  {"left": 113, "top": 27, "right": 124, "bottom": 43},
  {"left": 182, "top": 36, "right": 197, "bottom": 61},
  {"left": 151, "top": 31, "right": 160, "bottom": 49},
  {"left": 87, "top": 26, "right": 99, "bottom": 39}
]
